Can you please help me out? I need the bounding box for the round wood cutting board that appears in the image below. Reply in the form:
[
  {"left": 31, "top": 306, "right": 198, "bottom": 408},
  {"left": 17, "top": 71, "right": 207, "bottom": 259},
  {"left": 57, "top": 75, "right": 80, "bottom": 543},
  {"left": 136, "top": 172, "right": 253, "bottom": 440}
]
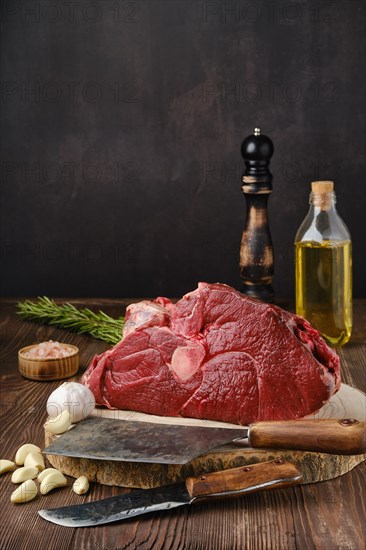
[{"left": 45, "top": 383, "right": 366, "bottom": 488}]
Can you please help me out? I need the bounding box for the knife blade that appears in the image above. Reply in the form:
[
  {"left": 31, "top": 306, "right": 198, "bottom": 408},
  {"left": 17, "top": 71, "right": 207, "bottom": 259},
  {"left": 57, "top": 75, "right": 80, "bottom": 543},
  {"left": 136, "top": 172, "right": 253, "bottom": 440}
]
[
  {"left": 43, "top": 417, "right": 366, "bottom": 465},
  {"left": 38, "top": 459, "right": 302, "bottom": 527}
]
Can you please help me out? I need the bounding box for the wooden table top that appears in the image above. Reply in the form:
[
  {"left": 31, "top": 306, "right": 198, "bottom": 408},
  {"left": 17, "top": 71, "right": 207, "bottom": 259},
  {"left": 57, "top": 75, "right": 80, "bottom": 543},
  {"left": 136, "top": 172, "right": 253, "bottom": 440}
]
[{"left": 0, "top": 298, "right": 365, "bottom": 550}]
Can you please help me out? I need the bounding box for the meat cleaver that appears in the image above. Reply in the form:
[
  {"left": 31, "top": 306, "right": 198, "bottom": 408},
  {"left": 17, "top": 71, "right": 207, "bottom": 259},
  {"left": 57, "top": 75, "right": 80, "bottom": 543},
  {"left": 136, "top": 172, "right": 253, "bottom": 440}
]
[
  {"left": 39, "top": 459, "right": 302, "bottom": 527},
  {"left": 43, "top": 416, "right": 366, "bottom": 465}
]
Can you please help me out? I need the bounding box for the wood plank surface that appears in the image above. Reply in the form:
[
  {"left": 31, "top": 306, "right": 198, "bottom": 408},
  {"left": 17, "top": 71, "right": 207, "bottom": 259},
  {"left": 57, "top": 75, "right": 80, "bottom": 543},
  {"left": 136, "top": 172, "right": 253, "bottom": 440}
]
[{"left": 0, "top": 298, "right": 365, "bottom": 550}]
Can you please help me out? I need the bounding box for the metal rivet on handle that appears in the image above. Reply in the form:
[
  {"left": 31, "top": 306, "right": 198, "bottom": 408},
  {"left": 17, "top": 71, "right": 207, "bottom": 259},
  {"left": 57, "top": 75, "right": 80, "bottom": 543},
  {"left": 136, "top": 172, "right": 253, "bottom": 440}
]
[
  {"left": 242, "top": 467, "right": 251, "bottom": 472},
  {"left": 274, "top": 458, "right": 284, "bottom": 464},
  {"left": 199, "top": 476, "right": 206, "bottom": 481},
  {"left": 340, "top": 419, "right": 358, "bottom": 426}
]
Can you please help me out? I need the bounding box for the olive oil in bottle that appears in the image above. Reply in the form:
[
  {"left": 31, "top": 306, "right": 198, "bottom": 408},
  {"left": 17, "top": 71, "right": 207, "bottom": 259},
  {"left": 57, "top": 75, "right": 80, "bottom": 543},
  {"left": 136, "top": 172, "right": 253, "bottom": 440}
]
[{"left": 294, "top": 181, "right": 352, "bottom": 347}]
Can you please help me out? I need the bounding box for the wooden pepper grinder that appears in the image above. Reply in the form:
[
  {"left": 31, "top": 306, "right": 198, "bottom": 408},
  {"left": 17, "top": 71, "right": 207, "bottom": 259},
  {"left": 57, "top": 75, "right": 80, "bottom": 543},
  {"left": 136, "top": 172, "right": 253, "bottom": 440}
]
[{"left": 240, "top": 128, "right": 274, "bottom": 302}]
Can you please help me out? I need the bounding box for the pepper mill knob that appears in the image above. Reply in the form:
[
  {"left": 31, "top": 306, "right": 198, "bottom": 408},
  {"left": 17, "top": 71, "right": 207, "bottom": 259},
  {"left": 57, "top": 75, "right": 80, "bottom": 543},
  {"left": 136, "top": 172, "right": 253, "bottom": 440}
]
[
  {"left": 241, "top": 127, "right": 274, "bottom": 178},
  {"left": 239, "top": 128, "right": 274, "bottom": 302}
]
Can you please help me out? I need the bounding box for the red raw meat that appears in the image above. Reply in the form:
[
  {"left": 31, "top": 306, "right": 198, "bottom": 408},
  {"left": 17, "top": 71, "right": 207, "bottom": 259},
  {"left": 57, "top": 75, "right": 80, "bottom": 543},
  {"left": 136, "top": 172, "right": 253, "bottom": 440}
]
[{"left": 82, "top": 283, "right": 340, "bottom": 425}]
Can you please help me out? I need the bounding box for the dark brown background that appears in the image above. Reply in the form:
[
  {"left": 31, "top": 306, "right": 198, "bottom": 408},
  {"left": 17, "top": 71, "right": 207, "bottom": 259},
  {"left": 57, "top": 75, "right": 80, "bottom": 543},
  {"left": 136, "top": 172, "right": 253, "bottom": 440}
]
[{"left": 1, "top": 0, "right": 365, "bottom": 299}]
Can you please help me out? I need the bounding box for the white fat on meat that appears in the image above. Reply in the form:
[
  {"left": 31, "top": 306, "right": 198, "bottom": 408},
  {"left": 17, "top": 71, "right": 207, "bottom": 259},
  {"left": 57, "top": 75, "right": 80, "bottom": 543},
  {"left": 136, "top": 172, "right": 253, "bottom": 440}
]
[{"left": 123, "top": 301, "right": 170, "bottom": 337}]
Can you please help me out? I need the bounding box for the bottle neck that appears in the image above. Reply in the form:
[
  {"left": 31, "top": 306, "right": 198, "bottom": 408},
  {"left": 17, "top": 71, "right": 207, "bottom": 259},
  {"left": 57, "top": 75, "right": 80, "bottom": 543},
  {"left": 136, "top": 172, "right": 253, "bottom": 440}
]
[
  {"left": 309, "top": 191, "right": 336, "bottom": 212},
  {"left": 295, "top": 189, "right": 351, "bottom": 243}
]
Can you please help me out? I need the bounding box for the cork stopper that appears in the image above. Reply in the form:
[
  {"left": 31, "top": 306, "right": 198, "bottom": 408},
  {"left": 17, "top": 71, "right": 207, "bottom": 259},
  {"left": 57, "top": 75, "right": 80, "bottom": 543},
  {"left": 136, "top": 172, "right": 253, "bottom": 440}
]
[
  {"left": 310, "top": 181, "right": 335, "bottom": 210},
  {"left": 311, "top": 181, "right": 334, "bottom": 193}
]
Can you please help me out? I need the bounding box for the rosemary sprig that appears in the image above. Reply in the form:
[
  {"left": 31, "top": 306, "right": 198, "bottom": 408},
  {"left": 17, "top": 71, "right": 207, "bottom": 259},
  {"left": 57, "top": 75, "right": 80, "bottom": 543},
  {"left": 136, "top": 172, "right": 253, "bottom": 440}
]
[{"left": 17, "top": 296, "right": 124, "bottom": 345}]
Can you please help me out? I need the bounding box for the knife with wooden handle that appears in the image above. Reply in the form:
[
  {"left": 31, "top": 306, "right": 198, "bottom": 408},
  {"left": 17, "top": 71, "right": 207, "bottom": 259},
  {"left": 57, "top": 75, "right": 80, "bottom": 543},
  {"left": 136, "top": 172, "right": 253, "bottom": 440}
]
[
  {"left": 43, "top": 417, "right": 366, "bottom": 465},
  {"left": 39, "top": 459, "right": 303, "bottom": 527}
]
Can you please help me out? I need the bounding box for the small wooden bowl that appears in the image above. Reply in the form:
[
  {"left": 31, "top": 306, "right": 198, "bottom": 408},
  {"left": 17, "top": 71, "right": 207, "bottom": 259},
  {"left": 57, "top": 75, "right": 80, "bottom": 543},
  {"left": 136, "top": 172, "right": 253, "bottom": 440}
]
[{"left": 18, "top": 344, "right": 79, "bottom": 381}]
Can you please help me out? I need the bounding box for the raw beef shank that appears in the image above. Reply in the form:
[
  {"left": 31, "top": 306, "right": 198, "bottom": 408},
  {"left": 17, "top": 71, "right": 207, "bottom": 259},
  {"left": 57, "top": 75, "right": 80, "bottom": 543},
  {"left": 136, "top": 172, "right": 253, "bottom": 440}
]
[{"left": 82, "top": 283, "right": 340, "bottom": 425}]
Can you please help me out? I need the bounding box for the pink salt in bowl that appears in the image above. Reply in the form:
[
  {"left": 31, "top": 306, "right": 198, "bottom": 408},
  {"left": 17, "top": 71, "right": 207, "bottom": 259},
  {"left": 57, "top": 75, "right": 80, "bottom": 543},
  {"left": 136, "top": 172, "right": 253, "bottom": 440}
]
[{"left": 18, "top": 342, "right": 79, "bottom": 381}]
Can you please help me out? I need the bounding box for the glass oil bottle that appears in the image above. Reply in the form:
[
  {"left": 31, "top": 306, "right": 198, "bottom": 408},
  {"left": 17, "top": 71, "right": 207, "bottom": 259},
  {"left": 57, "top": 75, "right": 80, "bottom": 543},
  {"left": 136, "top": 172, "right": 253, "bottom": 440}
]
[{"left": 294, "top": 181, "right": 352, "bottom": 347}]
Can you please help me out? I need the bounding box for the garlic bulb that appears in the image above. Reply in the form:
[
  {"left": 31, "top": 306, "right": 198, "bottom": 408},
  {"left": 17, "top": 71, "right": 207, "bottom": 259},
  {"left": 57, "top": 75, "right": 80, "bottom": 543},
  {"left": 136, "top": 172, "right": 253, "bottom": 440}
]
[{"left": 46, "top": 382, "right": 95, "bottom": 423}]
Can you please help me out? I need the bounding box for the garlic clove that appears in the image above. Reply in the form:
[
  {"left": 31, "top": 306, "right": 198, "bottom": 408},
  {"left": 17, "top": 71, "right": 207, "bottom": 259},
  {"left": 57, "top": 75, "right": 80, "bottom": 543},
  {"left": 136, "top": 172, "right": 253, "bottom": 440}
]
[
  {"left": 72, "top": 475, "right": 89, "bottom": 495},
  {"left": 24, "top": 452, "right": 45, "bottom": 472},
  {"left": 40, "top": 471, "right": 68, "bottom": 495},
  {"left": 11, "top": 479, "right": 38, "bottom": 504},
  {"left": 11, "top": 466, "right": 39, "bottom": 484},
  {"left": 15, "top": 444, "right": 41, "bottom": 466},
  {"left": 0, "top": 459, "right": 16, "bottom": 474},
  {"left": 44, "top": 410, "right": 71, "bottom": 435},
  {"left": 37, "top": 468, "right": 62, "bottom": 483}
]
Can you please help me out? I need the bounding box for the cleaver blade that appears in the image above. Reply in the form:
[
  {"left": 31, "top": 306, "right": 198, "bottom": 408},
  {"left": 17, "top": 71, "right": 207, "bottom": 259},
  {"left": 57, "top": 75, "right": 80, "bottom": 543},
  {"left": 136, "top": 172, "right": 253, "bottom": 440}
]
[{"left": 43, "top": 416, "right": 245, "bottom": 464}]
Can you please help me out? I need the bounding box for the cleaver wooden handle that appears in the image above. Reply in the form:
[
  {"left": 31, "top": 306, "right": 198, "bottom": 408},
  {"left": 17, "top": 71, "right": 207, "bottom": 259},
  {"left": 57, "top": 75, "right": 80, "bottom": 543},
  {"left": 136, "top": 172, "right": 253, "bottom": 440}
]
[
  {"left": 186, "top": 459, "right": 302, "bottom": 500},
  {"left": 249, "top": 419, "right": 366, "bottom": 455}
]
